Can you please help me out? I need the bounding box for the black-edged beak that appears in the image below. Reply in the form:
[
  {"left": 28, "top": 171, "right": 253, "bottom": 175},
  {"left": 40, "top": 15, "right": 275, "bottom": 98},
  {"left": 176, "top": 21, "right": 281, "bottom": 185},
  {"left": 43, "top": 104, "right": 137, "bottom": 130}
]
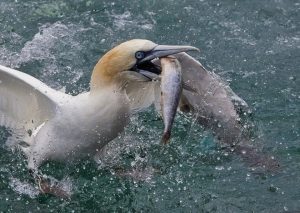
[
  {"left": 134, "top": 44, "right": 199, "bottom": 80},
  {"left": 138, "top": 44, "right": 199, "bottom": 64}
]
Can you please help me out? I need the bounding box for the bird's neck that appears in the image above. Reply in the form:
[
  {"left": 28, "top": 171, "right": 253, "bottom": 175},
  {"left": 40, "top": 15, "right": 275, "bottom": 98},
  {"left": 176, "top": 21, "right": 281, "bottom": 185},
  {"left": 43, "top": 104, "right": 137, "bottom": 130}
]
[{"left": 90, "top": 58, "right": 118, "bottom": 91}]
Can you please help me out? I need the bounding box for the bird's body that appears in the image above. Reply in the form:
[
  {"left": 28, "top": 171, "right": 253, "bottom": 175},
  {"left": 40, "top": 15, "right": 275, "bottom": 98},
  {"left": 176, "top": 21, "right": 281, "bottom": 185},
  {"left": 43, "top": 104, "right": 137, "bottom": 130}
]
[
  {"left": 27, "top": 88, "right": 130, "bottom": 170},
  {"left": 0, "top": 39, "right": 198, "bottom": 173},
  {"left": 0, "top": 64, "right": 130, "bottom": 170}
]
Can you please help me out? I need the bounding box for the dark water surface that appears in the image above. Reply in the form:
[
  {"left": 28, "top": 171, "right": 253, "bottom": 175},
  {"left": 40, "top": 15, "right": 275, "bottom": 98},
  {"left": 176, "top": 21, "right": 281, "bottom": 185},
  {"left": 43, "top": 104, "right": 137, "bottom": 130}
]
[{"left": 0, "top": 0, "right": 299, "bottom": 212}]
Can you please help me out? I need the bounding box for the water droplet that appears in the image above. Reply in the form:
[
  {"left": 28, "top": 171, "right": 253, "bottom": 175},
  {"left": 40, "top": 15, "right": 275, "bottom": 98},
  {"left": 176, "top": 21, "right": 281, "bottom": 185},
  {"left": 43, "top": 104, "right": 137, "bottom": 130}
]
[
  {"left": 215, "top": 166, "right": 224, "bottom": 171},
  {"left": 288, "top": 76, "right": 296, "bottom": 81},
  {"left": 269, "top": 184, "right": 278, "bottom": 193}
]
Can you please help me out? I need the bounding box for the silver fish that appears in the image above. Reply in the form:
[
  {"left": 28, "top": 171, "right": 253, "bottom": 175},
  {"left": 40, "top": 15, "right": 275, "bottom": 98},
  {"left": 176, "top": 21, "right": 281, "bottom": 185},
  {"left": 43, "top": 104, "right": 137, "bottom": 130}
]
[{"left": 160, "top": 56, "right": 183, "bottom": 144}]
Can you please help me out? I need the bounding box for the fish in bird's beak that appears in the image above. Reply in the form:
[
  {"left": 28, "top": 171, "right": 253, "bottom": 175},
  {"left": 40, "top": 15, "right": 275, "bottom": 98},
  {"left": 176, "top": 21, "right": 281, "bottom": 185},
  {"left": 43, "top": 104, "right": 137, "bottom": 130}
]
[
  {"left": 160, "top": 56, "right": 183, "bottom": 144},
  {"left": 133, "top": 44, "right": 199, "bottom": 78},
  {"left": 128, "top": 42, "right": 198, "bottom": 143}
]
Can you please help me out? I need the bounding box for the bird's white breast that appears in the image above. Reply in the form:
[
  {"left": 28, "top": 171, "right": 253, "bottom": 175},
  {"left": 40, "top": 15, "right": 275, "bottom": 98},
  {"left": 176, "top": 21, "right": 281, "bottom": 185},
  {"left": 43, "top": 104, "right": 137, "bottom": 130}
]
[{"left": 27, "top": 87, "right": 130, "bottom": 170}]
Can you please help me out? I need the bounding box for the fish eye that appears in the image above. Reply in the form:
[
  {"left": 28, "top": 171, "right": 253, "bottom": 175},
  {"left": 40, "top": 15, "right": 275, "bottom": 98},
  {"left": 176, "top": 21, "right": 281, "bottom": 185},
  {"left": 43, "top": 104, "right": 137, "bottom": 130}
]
[{"left": 135, "top": 51, "right": 145, "bottom": 60}]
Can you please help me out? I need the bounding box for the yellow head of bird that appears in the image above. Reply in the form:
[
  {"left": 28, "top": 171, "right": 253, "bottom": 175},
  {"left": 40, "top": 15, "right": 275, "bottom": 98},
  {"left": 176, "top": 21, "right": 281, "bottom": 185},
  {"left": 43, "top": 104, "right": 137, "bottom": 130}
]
[
  {"left": 90, "top": 39, "right": 199, "bottom": 90},
  {"left": 91, "top": 39, "right": 156, "bottom": 88}
]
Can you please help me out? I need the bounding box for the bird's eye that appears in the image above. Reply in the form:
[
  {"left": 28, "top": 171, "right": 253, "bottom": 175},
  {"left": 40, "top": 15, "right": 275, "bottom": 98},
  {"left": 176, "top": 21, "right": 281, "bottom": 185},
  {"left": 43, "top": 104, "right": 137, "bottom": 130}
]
[{"left": 135, "top": 51, "right": 145, "bottom": 60}]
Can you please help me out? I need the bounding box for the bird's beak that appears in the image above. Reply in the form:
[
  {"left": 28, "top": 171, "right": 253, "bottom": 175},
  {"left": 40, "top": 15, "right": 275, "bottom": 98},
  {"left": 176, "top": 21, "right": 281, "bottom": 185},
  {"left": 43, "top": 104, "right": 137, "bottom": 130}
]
[
  {"left": 138, "top": 44, "right": 199, "bottom": 64},
  {"left": 133, "top": 44, "right": 199, "bottom": 80}
]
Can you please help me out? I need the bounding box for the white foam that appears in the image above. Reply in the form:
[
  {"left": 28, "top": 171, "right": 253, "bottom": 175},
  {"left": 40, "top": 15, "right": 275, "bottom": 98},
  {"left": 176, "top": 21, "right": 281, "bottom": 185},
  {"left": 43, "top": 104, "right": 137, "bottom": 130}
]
[
  {"left": 9, "top": 177, "right": 40, "bottom": 198},
  {"left": 109, "top": 11, "right": 155, "bottom": 30},
  {"left": 115, "top": 166, "right": 157, "bottom": 183},
  {"left": 4, "top": 21, "right": 90, "bottom": 90},
  {"left": 9, "top": 175, "right": 74, "bottom": 199}
]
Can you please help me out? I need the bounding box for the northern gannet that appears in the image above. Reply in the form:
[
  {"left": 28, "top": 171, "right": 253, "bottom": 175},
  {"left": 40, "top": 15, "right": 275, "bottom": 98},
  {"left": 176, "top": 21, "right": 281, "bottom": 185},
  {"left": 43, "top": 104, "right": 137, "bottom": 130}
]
[{"left": 0, "top": 39, "right": 198, "bottom": 174}]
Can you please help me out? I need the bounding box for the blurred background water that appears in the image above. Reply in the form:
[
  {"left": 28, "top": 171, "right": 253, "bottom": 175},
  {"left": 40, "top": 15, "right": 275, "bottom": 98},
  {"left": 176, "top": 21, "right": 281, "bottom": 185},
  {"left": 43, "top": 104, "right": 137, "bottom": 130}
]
[{"left": 0, "top": 0, "right": 299, "bottom": 212}]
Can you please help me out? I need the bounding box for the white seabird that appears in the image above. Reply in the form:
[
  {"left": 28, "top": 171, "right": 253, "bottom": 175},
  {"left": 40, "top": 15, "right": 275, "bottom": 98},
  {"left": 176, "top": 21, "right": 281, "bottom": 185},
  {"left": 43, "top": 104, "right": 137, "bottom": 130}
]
[{"left": 0, "top": 39, "right": 198, "bottom": 173}]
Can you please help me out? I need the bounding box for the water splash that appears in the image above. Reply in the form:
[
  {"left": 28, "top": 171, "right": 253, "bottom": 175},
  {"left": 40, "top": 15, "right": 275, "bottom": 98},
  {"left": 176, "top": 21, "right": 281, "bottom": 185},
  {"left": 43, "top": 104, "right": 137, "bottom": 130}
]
[{"left": 9, "top": 177, "right": 39, "bottom": 198}]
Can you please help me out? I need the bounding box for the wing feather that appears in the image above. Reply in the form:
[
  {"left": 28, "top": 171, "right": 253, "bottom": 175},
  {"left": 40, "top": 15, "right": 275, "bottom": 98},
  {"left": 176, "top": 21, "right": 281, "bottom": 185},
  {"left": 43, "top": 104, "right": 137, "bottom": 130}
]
[
  {"left": 0, "top": 64, "right": 66, "bottom": 140},
  {"left": 173, "top": 53, "right": 251, "bottom": 144}
]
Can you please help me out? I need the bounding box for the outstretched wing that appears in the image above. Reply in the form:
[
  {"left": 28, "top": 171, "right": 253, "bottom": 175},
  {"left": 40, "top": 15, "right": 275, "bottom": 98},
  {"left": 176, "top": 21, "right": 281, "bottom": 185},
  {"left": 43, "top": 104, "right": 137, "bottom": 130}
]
[
  {"left": 175, "top": 53, "right": 249, "bottom": 113},
  {"left": 175, "top": 53, "right": 280, "bottom": 170},
  {"left": 0, "top": 65, "right": 66, "bottom": 143},
  {"left": 173, "top": 53, "right": 251, "bottom": 145}
]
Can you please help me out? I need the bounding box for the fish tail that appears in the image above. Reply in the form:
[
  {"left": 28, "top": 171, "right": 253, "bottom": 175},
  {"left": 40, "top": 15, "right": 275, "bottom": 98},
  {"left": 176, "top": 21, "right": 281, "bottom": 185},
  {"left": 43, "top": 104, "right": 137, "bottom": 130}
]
[{"left": 161, "top": 131, "right": 171, "bottom": 144}]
